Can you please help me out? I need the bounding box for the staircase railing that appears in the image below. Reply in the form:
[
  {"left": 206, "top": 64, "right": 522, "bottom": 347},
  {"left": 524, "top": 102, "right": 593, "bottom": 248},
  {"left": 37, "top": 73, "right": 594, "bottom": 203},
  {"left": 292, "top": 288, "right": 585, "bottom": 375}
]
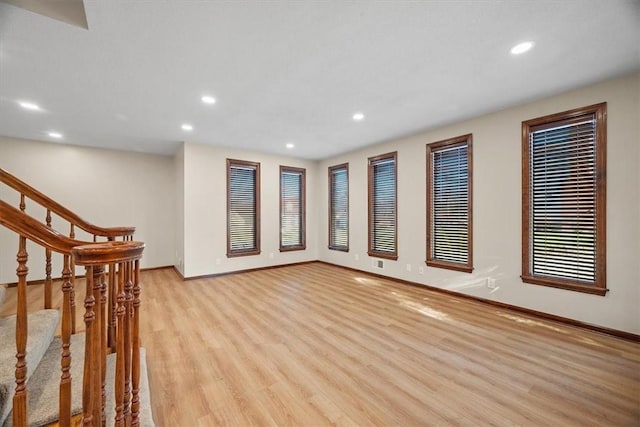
[
  {"left": 0, "top": 167, "right": 135, "bottom": 342},
  {"left": 0, "top": 197, "right": 145, "bottom": 425}
]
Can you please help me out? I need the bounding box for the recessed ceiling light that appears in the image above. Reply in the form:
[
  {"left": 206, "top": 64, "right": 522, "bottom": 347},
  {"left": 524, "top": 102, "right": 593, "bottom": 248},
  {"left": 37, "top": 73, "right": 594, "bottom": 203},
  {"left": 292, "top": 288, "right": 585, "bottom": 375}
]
[
  {"left": 181, "top": 123, "right": 193, "bottom": 131},
  {"left": 48, "top": 131, "right": 63, "bottom": 139},
  {"left": 510, "top": 41, "right": 534, "bottom": 55},
  {"left": 286, "top": 143, "right": 295, "bottom": 149},
  {"left": 201, "top": 95, "right": 216, "bottom": 104},
  {"left": 18, "top": 101, "right": 41, "bottom": 111},
  {"left": 353, "top": 112, "right": 365, "bottom": 121}
]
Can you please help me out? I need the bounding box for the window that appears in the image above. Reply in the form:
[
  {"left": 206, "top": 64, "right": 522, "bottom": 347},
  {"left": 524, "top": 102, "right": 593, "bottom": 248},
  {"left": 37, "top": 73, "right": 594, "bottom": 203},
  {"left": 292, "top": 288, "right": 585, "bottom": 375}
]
[
  {"left": 368, "top": 152, "right": 397, "bottom": 260},
  {"left": 227, "top": 159, "right": 260, "bottom": 257},
  {"left": 280, "top": 166, "right": 306, "bottom": 251},
  {"left": 426, "top": 134, "right": 473, "bottom": 272},
  {"left": 522, "top": 103, "right": 607, "bottom": 295},
  {"left": 328, "top": 163, "right": 349, "bottom": 251}
]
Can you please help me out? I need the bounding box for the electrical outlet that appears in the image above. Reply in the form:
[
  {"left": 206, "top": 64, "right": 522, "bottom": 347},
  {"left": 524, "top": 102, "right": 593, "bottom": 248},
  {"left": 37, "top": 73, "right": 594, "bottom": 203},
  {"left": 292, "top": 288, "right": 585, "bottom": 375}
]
[
  {"left": 406, "top": 264, "right": 411, "bottom": 272},
  {"left": 378, "top": 260, "right": 384, "bottom": 269},
  {"left": 487, "top": 278, "right": 497, "bottom": 289},
  {"left": 419, "top": 266, "right": 424, "bottom": 274},
  {"left": 215, "top": 258, "right": 221, "bottom": 265},
  {"left": 269, "top": 253, "right": 274, "bottom": 259},
  {"left": 355, "top": 254, "right": 359, "bottom": 261}
]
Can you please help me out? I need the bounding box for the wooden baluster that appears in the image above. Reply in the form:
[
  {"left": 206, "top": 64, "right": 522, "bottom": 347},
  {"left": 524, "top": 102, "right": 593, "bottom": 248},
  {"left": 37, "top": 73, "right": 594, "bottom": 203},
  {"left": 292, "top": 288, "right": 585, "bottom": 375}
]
[
  {"left": 108, "top": 262, "right": 117, "bottom": 352},
  {"left": 82, "top": 266, "right": 95, "bottom": 427},
  {"left": 59, "top": 255, "right": 72, "bottom": 427},
  {"left": 91, "top": 266, "right": 105, "bottom": 425},
  {"left": 70, "top": 224, "right": 77, "bottom": 334},
  {"left": 99, "top": 267, "right": 108, "bottom": 427},
  {"left": 19, "top": 194, "right": 25, "bottom": 212},
  {"left": 44, "top": 209, "right": 52, "bottom": 309},
  {"left": 114, "top": 263, "right": 126, "bottom": 427},
  {"left": 131, "top": 259, "right": 141, "bottom": 426},
  {"left": 13, "top": 236, "right": 28, "bottom": 427},
  {"left": 123, "top": 261, "right": 133, "bottom": 423},
  {"left": 108, "top": 236, "right": 116, "bottom": 352}
]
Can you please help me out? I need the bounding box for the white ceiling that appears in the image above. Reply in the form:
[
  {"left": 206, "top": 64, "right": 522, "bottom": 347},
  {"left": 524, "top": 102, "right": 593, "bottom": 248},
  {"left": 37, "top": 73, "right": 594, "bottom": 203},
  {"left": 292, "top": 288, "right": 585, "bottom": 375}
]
[{"left": 0, "top": 1, "right": 639, "bottom": 160}]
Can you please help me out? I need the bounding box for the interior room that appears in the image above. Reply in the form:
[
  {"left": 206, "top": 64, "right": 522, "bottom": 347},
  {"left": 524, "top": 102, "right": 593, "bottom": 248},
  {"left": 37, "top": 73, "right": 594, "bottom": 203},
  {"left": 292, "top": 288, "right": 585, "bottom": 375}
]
[{"left": 0, "top": 1, "right": 638, "bottom": 426}]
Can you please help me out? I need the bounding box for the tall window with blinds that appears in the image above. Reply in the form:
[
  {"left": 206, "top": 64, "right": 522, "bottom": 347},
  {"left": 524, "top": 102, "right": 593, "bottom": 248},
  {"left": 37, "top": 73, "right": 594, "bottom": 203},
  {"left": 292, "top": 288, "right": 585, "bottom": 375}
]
[
  {"left": 328, "top": 163, "right": 349, "bottom": 251},
  {"left": 522, "top": 103, "right": 607, "bottom": 295},
  {"left": 426, "top": 134, "right": 473, "bottom": 272},
  {"left": 227, "top": 159, "right": 261, "bottom": 257},
  {"left": 368, "top": 152, "right": 397, "bottom": 260},
  {"left": 280, "top": 166, "right": 306, "bottom": 251}
]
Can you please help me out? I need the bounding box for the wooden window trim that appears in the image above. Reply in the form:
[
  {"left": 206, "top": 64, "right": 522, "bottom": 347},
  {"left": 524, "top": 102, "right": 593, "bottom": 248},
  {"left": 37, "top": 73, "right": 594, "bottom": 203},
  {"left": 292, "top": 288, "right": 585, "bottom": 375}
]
[
  {"left": 426, "top": 134, "right": 473, "bottom": 273},
  {"left": 521, "top": 103, "right": 607, "bottom": 295},
  {"left": 328, "top": 163, "right": 349, "bottom": 252},
  {"left": 227, "top": 158, "right": 261, "bottom": 257},
  {"left": 368, "top": 151, "right": 398, "bottom": 260},
  {"left": 279, "top": 165, "right": 306, "bottom": 252}
]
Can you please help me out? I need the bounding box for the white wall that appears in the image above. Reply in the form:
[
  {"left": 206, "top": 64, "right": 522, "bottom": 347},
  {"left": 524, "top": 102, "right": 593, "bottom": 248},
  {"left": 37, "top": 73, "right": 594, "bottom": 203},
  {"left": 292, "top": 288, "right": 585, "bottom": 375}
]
[
  {"left": 180, "top": 142, "right": 318, "bottom": 277},
  {"left": 174, "top": 144, "right": 185, "bottom": 276},
  {"left": 317, "top": 72, "right": 640, "bottom": 335},
  {"left": 0, "top": 137, "right": 175, "bottom": 283}
]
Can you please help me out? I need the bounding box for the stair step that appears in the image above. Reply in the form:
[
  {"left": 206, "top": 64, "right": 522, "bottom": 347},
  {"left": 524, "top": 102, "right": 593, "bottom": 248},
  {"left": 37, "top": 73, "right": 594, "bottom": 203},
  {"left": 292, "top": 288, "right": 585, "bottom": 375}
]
[
  {"left": 3, "top": 334, "right": 155, "bottom": 427},
  {"left": 0, "top": 310, "right": 60, "bottom": 427}
]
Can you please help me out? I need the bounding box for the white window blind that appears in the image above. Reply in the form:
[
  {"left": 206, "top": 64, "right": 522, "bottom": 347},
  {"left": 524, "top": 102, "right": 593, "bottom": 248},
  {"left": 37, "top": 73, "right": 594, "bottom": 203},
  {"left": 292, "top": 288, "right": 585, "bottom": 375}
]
[
  {"left": 329, "top": 164, "right": 348, "bottom": 251},
  {"left": 280, "top": 167, "right": 305, "bottom": 250},
  {"left": 227, "top": 160, "right": 260, "bottom": 256},
  {"left": 427, "top": 136, "right": 472, "bottom": 271},
  {"left": 368, "top": 153, "right": 397, "bottom": 259},
  {"left": 530, "top": 119, "right": 597, "bottom": 283},
  {"left": 522, "top": 102, "right": 607, "bottom": 295}
]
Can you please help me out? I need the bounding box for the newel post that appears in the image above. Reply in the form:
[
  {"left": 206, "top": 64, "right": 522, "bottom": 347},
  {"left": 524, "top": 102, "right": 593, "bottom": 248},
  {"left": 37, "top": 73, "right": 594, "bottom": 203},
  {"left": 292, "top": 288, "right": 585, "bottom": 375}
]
[
  {"left": 13, "top": 236, "right": 29, "bottom": 427},
  {"left": 72, "top": 241, "right": 144, "bottom": 427}
]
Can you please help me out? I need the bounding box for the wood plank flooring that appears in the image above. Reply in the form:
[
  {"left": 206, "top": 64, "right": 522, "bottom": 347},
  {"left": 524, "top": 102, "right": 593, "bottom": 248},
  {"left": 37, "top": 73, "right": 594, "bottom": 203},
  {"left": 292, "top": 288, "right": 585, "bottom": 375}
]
[{"left": 2, "top": 262, "right": 639, "bottom": 426}]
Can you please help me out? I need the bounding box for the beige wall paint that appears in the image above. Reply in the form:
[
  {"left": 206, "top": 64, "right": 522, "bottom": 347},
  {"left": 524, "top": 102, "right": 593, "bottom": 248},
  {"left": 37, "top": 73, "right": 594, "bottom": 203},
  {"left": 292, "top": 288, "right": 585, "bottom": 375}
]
[
  {"left": 1, "top": 73, "right": 636, "bottom": 334},
  {"left": 317, "top": 72, "right": 640, "bottom": 335},
  {"left": 181, "top": 142, "right": 318, "bottom": 277},
  {"left": 174, "top": 144, "right": 185, "bottom": 276},
  {"left": 0, "top": 137, "right": 175, "bottom": 283}
]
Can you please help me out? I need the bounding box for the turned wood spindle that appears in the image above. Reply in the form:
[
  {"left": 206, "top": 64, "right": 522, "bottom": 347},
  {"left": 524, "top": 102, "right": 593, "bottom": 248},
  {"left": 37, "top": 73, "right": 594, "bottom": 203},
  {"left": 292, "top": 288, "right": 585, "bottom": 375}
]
[
  {"left": 98, "top": 267, "right": 108, "bottom": 427},
  {"left": 91, "top": 266, "right": 105, "bottom": 425},
  {"left": 123, "top": 261, "right": 133, "bottom": 422},
  {"left": 44, "top": 209, "right": 52, "bottom": 309},
  {"left": 13, "top": 236, "right": 29, "bottom": 427},
  {"left": 131, "top": 259, "right": 141, "bottom": 426},
  {"left": 82, "top": 266, "right": 96, "bottom": 427},
  {"left": 59, "top": 255, "right": 73, "bottom": 427},
  {"left": 108, "top": 262, "right": 117, "bottom": 352},
  {"left": 114, "top": 263, "right": 127, "bottom": 427},
  {"left": 70, "top": 224, "right": 77, "bottom": 334}
]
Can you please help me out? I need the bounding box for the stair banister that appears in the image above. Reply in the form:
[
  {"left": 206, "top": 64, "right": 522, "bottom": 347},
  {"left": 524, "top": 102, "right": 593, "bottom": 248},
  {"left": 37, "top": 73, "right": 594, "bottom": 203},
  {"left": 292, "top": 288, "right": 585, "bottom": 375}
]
[
  {"left": 1, "top": 167, "right": 135, "bottom": 340},
  {"left": 0, "top": 199, "right": 145, "bottom": 427},
  {"left": 0, "top": 168, "right": 135, "bottom": 239}
]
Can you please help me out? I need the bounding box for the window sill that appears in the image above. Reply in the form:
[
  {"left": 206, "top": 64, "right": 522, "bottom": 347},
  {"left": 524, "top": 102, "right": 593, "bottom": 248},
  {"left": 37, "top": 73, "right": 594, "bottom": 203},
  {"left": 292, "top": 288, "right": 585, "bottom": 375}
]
[
  {"left": 426, "top": 260, "right": 472, "bottom": 273},
  {"left": 227, "top": 249, "right": 261, "bottom": 258},
  {"left": 328, "top": 246, "right": 349, "bottom": 252},
  {"left": 368, "top": 251, "right": 398, "bottom": 261},
  {"left": 280, "top": 245, "right": 306, "bottom": 252},
  {"left": 521, "top": 275, "right": 608, "bottom": 296}
]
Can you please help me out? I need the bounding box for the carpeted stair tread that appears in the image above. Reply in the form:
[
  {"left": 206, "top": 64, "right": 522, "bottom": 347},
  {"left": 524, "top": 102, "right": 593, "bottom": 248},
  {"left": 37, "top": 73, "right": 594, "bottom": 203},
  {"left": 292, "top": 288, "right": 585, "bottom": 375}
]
[
  {"left": 3, "top": 335, "right": 155, "bottom": 427},
  {"left": 105, "top": 348, "right": 155, "bottom": 427},
  {"left": 0, "top": 310, "right": 60, "bottom": 427},
  {"left": 3, "top": 334, "right": 85, "bottom": 427}
]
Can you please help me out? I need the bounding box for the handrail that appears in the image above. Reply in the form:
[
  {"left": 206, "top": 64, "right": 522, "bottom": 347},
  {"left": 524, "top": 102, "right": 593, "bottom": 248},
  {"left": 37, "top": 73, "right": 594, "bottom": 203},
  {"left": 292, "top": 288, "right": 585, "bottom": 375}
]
[
  {"left": 1, "top": 197, "right": 146, "bottom": 427},
  {"left": 0, "top": 200, "right": 80, "bottom": 254},
  {"left": 0, "top": 168, "right": 135, "bottom": 238}
]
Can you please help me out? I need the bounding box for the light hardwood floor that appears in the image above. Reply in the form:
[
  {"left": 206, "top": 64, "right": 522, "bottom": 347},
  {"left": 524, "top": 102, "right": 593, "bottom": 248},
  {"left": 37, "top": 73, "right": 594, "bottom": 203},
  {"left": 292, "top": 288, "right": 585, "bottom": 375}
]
[{"left": 2, "top": 262, "right": 639, "bottom": 426}]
